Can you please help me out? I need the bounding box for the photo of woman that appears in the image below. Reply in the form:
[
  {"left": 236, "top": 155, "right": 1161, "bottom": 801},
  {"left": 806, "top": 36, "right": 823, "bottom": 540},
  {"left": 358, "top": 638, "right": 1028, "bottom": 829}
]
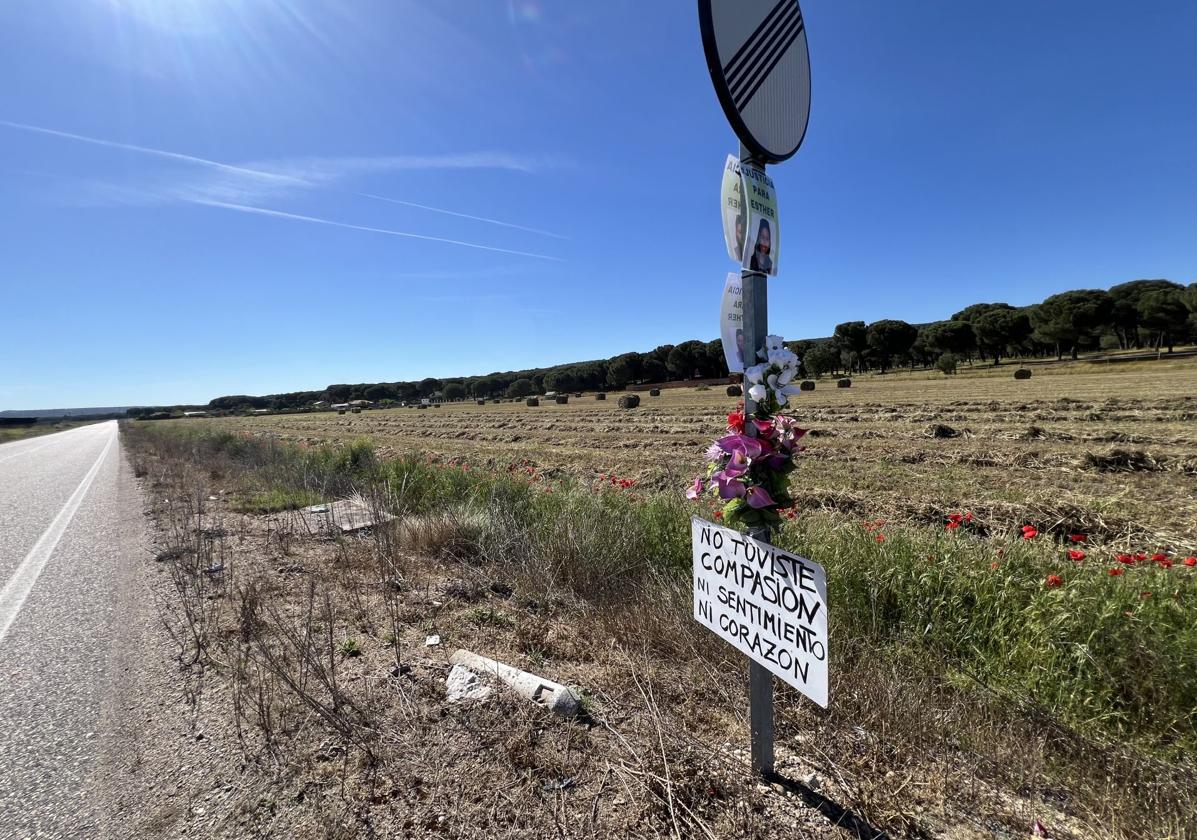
[{"left": 747, "top": 216, "right": 773, "bottom": 274}]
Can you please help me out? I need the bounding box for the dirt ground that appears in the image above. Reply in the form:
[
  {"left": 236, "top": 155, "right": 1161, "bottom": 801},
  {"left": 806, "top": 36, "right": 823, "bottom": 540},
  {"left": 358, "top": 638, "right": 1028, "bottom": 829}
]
[{"left": 199, "top": 358, "right": 1197, "bottom": 550}]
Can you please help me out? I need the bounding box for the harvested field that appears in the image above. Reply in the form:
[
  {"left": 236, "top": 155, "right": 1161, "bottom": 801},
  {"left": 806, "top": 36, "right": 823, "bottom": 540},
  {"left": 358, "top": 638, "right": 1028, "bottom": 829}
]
[{"left": 198, "top": 358, "right": 1197, "bottom": 550}]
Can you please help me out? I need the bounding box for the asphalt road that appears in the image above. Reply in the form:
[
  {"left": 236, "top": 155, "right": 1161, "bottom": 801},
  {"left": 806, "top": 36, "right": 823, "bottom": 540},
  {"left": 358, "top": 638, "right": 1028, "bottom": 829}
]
[{"left": 0, "top": 421, "right": 144, "bottom": 838}]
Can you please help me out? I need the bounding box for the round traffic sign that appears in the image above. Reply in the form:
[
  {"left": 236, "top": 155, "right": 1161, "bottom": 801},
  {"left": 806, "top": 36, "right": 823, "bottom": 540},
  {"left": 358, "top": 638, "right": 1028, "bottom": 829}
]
[{"left": 698, "top": 0, "right": 811, "bottom": 164}]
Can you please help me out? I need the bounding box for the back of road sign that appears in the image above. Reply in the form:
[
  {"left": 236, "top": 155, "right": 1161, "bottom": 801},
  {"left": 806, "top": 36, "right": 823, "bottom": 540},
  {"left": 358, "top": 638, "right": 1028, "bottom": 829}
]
[{"left": 698, "top": 0, "right": 811, "bottom": 163}]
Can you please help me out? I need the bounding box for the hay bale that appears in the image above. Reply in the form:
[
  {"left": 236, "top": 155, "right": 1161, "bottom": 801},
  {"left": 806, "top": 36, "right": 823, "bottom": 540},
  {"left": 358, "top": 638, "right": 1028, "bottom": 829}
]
[
  {"left": 433, "top": 404, "right": 441, "bottom": 409},
  {"left": 416, "top": 405, "right": 427, "bottom": 410},
  {"left": 649, "top": 389, "right": 661, "bottom": 397},
  {"left": 491, "top": 399, "right": 500, "bottom": 404},
  {"left": 618, "top": 395, "right": 640, "bottom": 409},
  {"left": 526, "top": 398, "right": 540, "bottom": 407},
  {"left": 837, "top": 378, "right": 852, "bottom": 388},
  {"left": 726, "top": 384, "right": 742, "bottom": 397},
  {"left": 924, "top": 423, "right": 960, "bottom": 439},
  {"left": 595, "top": 393, "right": 606, "bottom": 400},
  {"left": 476, "top": 399, "right": 486, "bottom": 406},
  {"left": 555, "top": 395, "right": 569, "bottom": 405},
  {"left": 800, "top": 380, "right": 816, "bottom": 391},
  {"left": 1014, "top": 368, "right": 1032, "bottom": 380}
]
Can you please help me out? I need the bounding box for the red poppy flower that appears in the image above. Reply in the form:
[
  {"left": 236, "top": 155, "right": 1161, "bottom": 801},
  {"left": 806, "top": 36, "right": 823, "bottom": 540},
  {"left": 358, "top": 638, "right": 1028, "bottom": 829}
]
[
  {"left": 1069, "top": 534, "right": 1086, "bottom": 543},
  {"left": 875, "top": 534, "right": 886, "bottom": 543},
  {"left": 1108, "top": 568, "right": 1124, "bottom": 576},
  {"left": 727, "top": 410, "right": 745, "bottom": 433},
  {"left": 945, "top": 521, "right": 960, "bottom": 531},
  {"left": 1021, "top": 525, "right": 1038, "bottom": 540},
  {"left": 964, "top": 512, "right": 974, "bottom": 523},
  {"left": 1134, "top": 552, "right": 1148, "bottom": 563},
  {"left": 1116, "top": 554, "right": 1134, "bottom": 565},
  {"left": 1045, "top": 574, "right": 1063, "bottom": 588},
  {"left": 713, "top": 511, "right": 723, "bottom": 519},
  {"left": 1151, "top": 553, "right": 1168, "bottom": 563},
  {"left": 1185, "top": 557, "right": 1197, "bottom": 567},
  {"left": 1068, "top": 549, "right": 1086, "bottom": 561},
  {"left": 1159, "top": 559, "right": 1173, "bottom": 570},
  {"left": 947, "top": 513, "right": 964, "bottom": 525},
  {"left": 990, "top": 561, "right": 1000, "bottom": 570}
]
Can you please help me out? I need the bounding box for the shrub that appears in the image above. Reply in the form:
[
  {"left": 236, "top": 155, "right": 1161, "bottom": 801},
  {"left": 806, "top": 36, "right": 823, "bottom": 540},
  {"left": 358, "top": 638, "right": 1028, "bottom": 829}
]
[
  {"left": 936, "top": 353, "right": 958, "bottom": 375},
  {"left": 618, "top": 395, "right": 640, "bottom": 409},
  {"left": 1014, "top": 368, "right": 1033, "bottom": 380},
  {"left": 837, "top": 378, "right": 852, "bottom": 388},
  {"left": 800, "top": 380, "right": 816, "bottom": 391}
]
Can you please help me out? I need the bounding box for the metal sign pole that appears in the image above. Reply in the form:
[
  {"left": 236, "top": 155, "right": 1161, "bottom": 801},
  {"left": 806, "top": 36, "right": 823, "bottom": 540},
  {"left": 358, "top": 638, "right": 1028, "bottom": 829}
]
[{"left": 739, "top": 142, "right": 774, "bottom": 779}]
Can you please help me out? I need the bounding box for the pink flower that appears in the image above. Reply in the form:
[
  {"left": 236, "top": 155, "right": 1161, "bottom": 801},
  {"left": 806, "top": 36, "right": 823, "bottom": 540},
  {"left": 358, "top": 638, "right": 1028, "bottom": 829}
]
[
  {"left": 714, "top": 474, "right": 746, "bottom": 500},
  {"left": 686, "top": 478, "right": 704, "bottom": 500}
]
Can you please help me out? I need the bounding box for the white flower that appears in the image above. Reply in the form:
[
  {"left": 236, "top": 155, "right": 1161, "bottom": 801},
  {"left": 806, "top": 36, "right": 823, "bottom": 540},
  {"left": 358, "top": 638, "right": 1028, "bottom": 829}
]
[
  {"left": 774, "top": 382, "right": 803, "bottom": 406},
  {"left": 744, "top": 363, "right": 768, "bottom": 384},
  {"left": 748, "top": 383, "right": 767, "bottom": 403},
  {"left": 767, "top": 347, "right": 799, "bottom": 370}
]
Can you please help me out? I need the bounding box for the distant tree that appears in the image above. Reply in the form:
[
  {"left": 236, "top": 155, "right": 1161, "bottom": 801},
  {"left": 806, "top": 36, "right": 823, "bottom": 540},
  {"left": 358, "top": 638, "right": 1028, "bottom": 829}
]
[
  {"left": 670, "top": 344, "right": 699, "bottom": 380},
  {"left": 703, "top": 339, "right": 728, "bottom": 378},
  {"left": 866, "top": 319, "right": 918, "bottom": 373},
  {"left": 804, "top": 343, "right": 840, "bottom": 377},
  {"left": 325, "top": 384, "right": 353, "bottom": 403},
  {"left": 1108, "top": 280, "right": 1183, "bottom": 348},
  {"left": 363, "top": 384, "right": 396, "bottom": 402},
  {"left": 1138, "top": 289, "right": 1190, "bottom": 354},
  {"left": 921, "top": 320, "right": 976, "bottom": 359},
  {"left": 505, "top": 378, "right": 534, "bottom": 399},
  {"left": 935, "top": 353, "right": 958, "bottom": 375},
  {"left": 951, "top": 302, "right": 1014, "bottom": 323},
  {"left": 469, "top": 377, "right": 495, "bottom": 397},
  {"left": 1182, "top": 283, "right": 1197, "bottom": 314},
  {"left": 973, "top": 308, "right": 1032, "bottom": 365},
  {"left": 442, "top": 382, "right": 467, "bottom": 401},
  {"left": 543, "top": 369, "right": 576, "bottom": 393},
  {"left": 531, "top": 374, "right": 545, "bottom": 393},
  {"left": 417, "top": 377, "right": 442, "bottom": 398},
  {"left": 1031, "top": 290, "right": 1114, "bottom": 359},
  {"left": 606, "top": 352, "right": 642, "bottom": 388},
  {"left": 832, "top": 321, "right": 868, "bottom": 372},
  {"left": 642, "top": 357, "right": 668, "bottom": 383}
]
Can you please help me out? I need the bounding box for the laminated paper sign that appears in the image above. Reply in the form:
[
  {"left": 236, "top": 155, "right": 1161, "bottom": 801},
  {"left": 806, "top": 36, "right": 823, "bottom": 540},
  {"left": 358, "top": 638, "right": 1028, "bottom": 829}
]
[
  {"left": 691, "top": 516, "right": 828, "bottom": 707},
  {"left": 720, "top": 272, "right": 745, "bottom": 373}
]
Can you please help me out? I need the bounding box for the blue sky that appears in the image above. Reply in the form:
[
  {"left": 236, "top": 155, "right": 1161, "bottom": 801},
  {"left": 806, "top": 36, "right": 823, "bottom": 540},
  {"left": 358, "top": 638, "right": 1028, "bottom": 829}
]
[{"left": 2, "top": 1, "right": 1194, "bottom": 409}]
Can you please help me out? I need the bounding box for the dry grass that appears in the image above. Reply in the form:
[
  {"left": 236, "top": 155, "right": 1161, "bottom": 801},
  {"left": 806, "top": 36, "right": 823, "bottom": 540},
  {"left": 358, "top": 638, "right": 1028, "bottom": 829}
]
[
  {"left": 194, "top": 356, "right": 1197, "bottom": 549},
  {"left": 124, "top": 422, "right": 1197, "bottom": 840}
]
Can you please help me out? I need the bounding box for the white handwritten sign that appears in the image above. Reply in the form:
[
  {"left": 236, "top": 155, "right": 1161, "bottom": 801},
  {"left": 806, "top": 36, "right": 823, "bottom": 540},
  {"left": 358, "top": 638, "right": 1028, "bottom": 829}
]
[{"left": 691, "top": 516, "right": 828, "bottom": 707}]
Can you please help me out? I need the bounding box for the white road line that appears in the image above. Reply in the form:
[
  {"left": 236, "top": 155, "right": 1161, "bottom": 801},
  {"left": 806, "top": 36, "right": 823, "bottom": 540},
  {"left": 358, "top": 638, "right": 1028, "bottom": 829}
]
[{"left": 0, "top": 428, "right": 116, "bottom": 644}]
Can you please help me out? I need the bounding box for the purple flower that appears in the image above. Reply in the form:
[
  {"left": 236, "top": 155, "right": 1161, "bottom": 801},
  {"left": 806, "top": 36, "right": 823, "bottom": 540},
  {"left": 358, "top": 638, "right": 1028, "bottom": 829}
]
[
  {"left": 686, "top": 477, "right": 704, "bottom": 500},
  {"left": 722, "top": 449, "right": 750, "bottom": 478},
  {"left": 745, "top": 486, "right": 776, "bottom": 509},
  {"left": 714, "top": 473, "right": 747, "bottom": 499},
  {"left": 716, "top": 434, "right": 764, "bottom": 459},
  {"left": 704, "top": 443, "right": 725, "bottom": 462}
]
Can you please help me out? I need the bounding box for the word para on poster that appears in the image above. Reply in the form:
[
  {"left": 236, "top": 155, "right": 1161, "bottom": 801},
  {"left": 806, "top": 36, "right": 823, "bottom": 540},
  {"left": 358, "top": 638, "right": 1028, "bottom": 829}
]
[
  {"left": 691, "top": 516, "right": 828, "bottom": 707},
  {"left": 720, "top": 272, "right": 745, "bottom": 373},
  {"left": 720, "top": 154, "right": 748, "bottom": 262}
]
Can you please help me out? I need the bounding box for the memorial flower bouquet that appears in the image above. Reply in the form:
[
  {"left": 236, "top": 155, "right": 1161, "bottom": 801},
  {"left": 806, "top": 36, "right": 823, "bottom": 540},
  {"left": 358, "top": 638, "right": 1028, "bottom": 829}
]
[{"left": 687, "top": 335, "right": 806, "bottom": 529}]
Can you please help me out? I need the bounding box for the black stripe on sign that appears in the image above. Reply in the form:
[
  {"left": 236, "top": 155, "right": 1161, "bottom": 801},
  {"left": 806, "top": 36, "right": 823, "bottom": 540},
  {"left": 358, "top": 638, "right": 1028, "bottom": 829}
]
[
  {"left": 721, "top": 0, "right": 791, "bottom": 84},
  {"left": 734, "top": 18, "right": 803, "bottom": 113},
  {"left": 729, "top": 4, "right": 800, "bottom": 101}
]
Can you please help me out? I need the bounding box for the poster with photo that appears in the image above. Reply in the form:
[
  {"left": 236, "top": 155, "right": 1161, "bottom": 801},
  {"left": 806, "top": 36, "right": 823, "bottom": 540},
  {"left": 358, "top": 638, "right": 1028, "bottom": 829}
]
[
  {"left": 741, "top": 211, "right": 778, "bottom": 276},
  {"left": 720, "top": 272, "right": 745, "bottom": 373},
  {"left": 741, "top": 164, "right": 779, "bottom": 275},
  {"left": 720, "top": 154, "right": 747, "bottom": 263}
]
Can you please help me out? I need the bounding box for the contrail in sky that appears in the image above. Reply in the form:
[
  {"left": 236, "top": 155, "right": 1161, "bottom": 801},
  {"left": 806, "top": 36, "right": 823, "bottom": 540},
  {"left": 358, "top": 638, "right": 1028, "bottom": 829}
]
[
  {"left": 194, "top": 199, "right": 564, "bottom": 262},
  {"left": 0, "top": 119, "right": 565, "bottom": 244}
]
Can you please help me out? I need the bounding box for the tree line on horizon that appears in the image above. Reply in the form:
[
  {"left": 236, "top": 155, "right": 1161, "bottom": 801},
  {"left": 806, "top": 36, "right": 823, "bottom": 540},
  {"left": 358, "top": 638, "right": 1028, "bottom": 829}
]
[{"left": 127, "top": 278, "right": 1195, "bottom": 415}]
